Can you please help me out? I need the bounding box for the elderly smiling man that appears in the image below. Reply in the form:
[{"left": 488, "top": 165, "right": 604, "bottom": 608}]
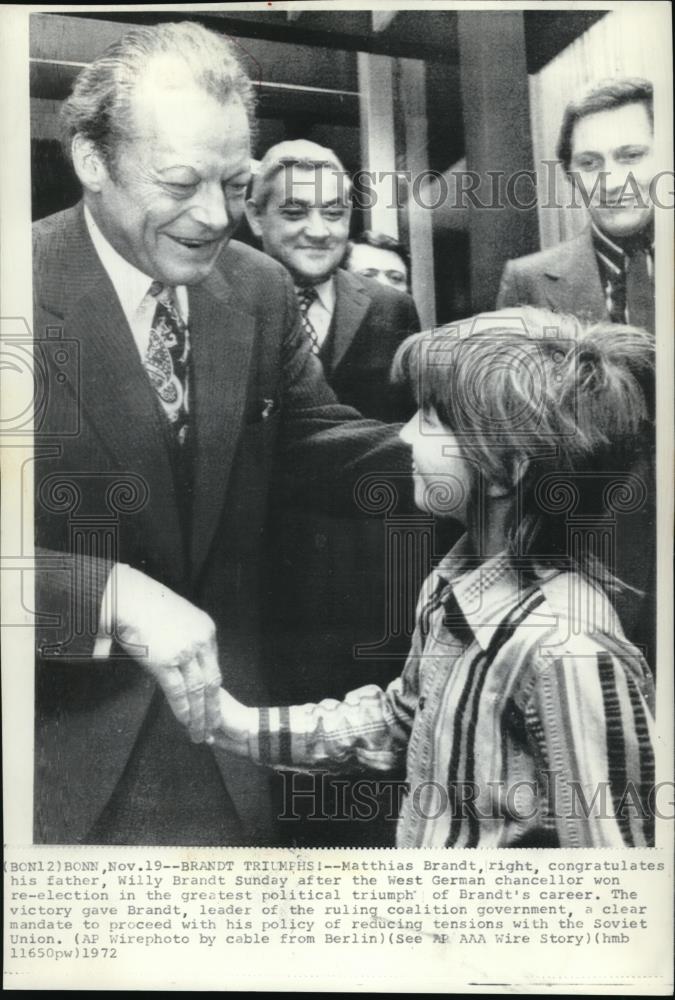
[
  {"left": 33, "top": 21, "right": 411, "bottom": 846},
  {"left": 246, "top": 139, "right": 419, "bottom": 420}
]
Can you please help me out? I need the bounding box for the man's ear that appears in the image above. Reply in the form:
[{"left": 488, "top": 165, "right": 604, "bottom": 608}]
[
  {"left": 71, "top": 134, "right": 109, "bottom": 193},
  {"left": 245, "top": 198, "right": 264, "bottom": 239}
]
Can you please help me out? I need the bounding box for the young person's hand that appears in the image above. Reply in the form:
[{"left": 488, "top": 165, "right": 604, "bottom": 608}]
[{"left": 207, "top": 688, "right": 256, "bottom": 757}]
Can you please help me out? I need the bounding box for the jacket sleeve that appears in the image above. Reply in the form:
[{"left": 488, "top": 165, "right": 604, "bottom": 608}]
[
  {"left": 277, "top": 274, "right": 413, "bottom": 514},
  {"left": 34, "top": 545, "right": 113, "bottom": 659}
]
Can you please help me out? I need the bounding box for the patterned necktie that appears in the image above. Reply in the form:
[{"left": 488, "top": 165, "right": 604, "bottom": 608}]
[
  {"left": 296, "top": 285, "right": 321, "bottom": 355},
  {"left": 145, "top": 282, "right": 190, "bottom": 445}
]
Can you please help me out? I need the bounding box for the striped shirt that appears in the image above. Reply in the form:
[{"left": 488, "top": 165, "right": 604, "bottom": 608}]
[
  {"left": 591, "top": 221, "right": 655, "bottom": 325},
  {"left": 251, "top": 537, "right": 655, "bottom": 848}
]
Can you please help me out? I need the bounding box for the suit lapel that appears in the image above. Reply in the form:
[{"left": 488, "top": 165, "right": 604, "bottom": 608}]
[
  {"left": 49, "top": 207, "right": 185, "bottom": 580},
  {"left": 541, "top": 229, "right": 608, "bottom": 321},
  {"left": 188, "top": 267, "right": 256, "bottom": 584},
  {"left": 326, "top": 269, "right": 372, "bottom": 374},
  {"left": 39, "top": 207, "right": 258, "bottom": 587}
]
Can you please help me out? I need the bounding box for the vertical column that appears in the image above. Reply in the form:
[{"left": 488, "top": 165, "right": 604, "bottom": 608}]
[
  {"left": 399, "top": 58, "right": 436, "bottom": 329},
  {"left": 358, "top": 52, "right": 437, "bottom": 327},
  {"left": 457, "top": 10, "right": 540, "bottom": 312},
  {"left": 357, "top": 51, "right": 399, "bottom": 238}
]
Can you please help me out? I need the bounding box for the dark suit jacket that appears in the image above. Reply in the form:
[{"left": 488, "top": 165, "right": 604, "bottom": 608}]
[
  {"left": 265, "top": 269, "right": 424, "bottom": 704},
  {"left": 497, "top": 228, "right": 609, "bottom": 322},
  {"left": 260, "top": 267, "right": 424, "bottom": 845},
  {"left": 32, "top": 204, "right": 411, "bottom": 845},
  {"left": 320, "top": 268, "right": 420, "bottom": 421}
]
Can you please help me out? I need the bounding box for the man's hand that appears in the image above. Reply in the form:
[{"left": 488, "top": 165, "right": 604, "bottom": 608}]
[
  {"left": 207, "top": 689, "right": 255, "bottom": 758},
  {"left": 110, "top": 565, "right": 222, "bottom": 742}
]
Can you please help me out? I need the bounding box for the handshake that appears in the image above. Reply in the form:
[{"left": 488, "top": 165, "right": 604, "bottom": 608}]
[{"left": 105, "top": 565, "right": 254, "bottom": 751}]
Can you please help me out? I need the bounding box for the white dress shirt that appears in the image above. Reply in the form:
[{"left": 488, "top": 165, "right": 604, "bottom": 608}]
[
  {"left": 84, "top": 204, "right": 189, "bottom": 353},
  {"left": 297, "top": 276, "right": 336, "bottom": 348}
]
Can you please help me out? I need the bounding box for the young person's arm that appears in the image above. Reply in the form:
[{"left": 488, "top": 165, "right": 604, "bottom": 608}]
[{"left": 211, "top": 628, "right": 426, "bottom": 773}]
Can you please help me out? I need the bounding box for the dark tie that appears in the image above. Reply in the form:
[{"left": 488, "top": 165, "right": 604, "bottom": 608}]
[
  {"left": 145, "top": 282, "right": 190, "bottom": 445},
  {"left": 625, "top": 247, "right": 655, "bottom": 333},
  {"left": 296, "top": 286, "right": 321, "bottom": 355}
]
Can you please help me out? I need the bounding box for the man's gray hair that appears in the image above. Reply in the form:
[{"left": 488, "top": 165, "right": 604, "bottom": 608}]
[
  {"left": 61, "top": 20, "right": 256, "bottom": 169},
  {"left": 249, "top": 139, "right": 351, "bottom": 209}
]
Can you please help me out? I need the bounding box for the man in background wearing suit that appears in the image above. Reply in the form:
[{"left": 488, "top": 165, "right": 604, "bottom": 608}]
[
  {"left": 497, "top": 78, "right": 655, "bottom": 332},
  {"left": 497, "top": 76, "right": 656, "bottom": 667},
  {"left": 246, "top": 140, "right": 420, "bottom": 422},
  {"left": 246, "top": 141, "right": 424, "bottom": 845},
  {"left": 33, "top": 21, "right": 412, "bottom": 847}
]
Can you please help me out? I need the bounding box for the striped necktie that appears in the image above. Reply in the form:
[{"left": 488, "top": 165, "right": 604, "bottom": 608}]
[{"left": 296, "top": 285, "right": 321, "bottom": 355}]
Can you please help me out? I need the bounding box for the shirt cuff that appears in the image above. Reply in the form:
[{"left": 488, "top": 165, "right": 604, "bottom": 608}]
[{"left": 92, "top": 563, "right": 120, "bottom": 659}]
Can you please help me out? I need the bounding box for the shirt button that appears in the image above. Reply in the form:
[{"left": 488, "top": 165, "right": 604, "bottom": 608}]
[{"left": 419, "top": 696, "right": 426, "bottom": 710}]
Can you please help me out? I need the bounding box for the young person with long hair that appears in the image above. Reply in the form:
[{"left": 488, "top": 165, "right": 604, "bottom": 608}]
[{"left": 210, "top": 307, "right": 656, "bottom": 848}]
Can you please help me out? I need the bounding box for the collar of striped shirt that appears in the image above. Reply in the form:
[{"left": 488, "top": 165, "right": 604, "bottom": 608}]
[
  {"left": 591, "top": 220, "right": 655, "bottom": 276},
  {"left": 429, "top": 534, "right": 620, "bottom": 653}
]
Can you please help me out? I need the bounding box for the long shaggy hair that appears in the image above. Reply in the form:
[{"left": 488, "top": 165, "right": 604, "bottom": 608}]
[{"left": 392, "top": 307, "right": 655, "bottom": 592}]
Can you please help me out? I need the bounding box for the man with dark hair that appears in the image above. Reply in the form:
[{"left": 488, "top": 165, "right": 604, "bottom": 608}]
[
  {"left": 33, "top": 21, "right": 412, "bottom": 847},
  {"left": 498, "top": 77, "right": 655, "bottom": 333},
  {"left": 344, "top": 230, "right": 411, "bottom": 293}
]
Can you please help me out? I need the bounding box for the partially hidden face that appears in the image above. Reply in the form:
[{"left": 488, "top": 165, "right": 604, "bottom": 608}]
[
  {"left": 348, "top": 243, "right": 408, "bottom": 291},
  {"left": 88, "top": 80, "right": 252, "bottom": 285},
  {"left": 569, "top": 101, "right": 655, "bottom": 239},
  {"left": 399, "top": 408, "right": 474, "bottom": 523},
  {"left": 248, "top": 164, "right": 351, "bottom": 285}
]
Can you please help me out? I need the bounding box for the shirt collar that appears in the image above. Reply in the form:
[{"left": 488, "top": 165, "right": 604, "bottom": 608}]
[
  {"left": 295, "top": 276, "right": 336, "bottom": 315},
  {"left": 428, "top": 536, "right": 520, "bottom": 651},
  {"left": 591, "top": 220, "right": 655, "bottom": 274},
  {"left": 431, "top": 534, "right": 621, "bottom": 652},
  {"left": 83, "top": 204, "right": 188, "bottom": 325}
]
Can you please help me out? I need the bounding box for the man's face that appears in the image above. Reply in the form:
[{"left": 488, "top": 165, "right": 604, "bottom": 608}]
[
  {"left": 348, "top": 243, "right": 408, "bottom": 291},
  {"left": 89, "top": 82, "right": 251, "bottom": 285},
  {"left": 569, "top": 101, "right": 655, "bottom": 239},
  {"left": 248, "top": 165, "right": 351, "bottom": 285}
]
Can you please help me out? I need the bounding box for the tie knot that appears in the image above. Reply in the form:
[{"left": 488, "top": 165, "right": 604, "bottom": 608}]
[
  {"left": 296, "top": 285, "right": 318, "bottom": 312},
  {"left": 150, "top": 281, "right": 175, "bottom": 306}
]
